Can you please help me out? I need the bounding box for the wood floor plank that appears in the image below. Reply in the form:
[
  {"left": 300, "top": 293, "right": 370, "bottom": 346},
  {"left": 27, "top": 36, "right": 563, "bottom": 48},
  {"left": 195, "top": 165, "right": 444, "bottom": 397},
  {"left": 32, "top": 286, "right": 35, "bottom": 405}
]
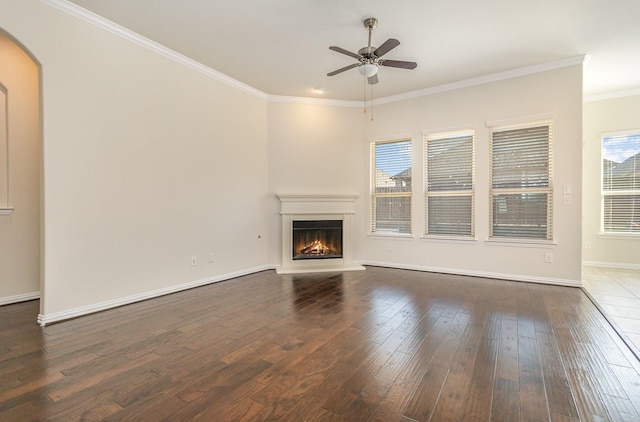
[
  {"left": 214, "top": 397, "right": 264, "bottom": 422},
  {"left": 518, "top": 335, "right": 550, "bottom": 421},
  {"left": 428, "top": 311, "right": 471, "bottom": 369},
  {"left": 429, "top": 322, "right": 483, "bottom": 421},
  {"left": 403, "top": 364, "right": 448, "bottom": 421},
  {"left": 460, "top": 336, "right": 498, "bottom": 421},
  {"left": 250, "top": 338, "right": 354, "bottom": 413},
  {"left": 368, "top": 314, "right": 455, "bottom": 421},
  {"left": 321, "top": 329, "right": 407, "bottom": 415},
  {"left": 48, "top": 352, "right": 161, "bottom": 402},
  {"left": 536, "top": 331, "right": 579, "bottom": 419},
  {"left": 338, "top": 376, "right": 394, "bottom": 422},
  {"left": 496, "top": 316, "right": 519, "bottom": 382},
  {"left": 1, "top": 266, "right": 639, "bottom": 421},
  {"left": 180, "top": 379, "right": 266, "bottom": 421},
  {"left": 491, "top": 377, "right": 520, "bottom": 422},
  {"left": 376, "top": 350, "right": 412, "bottom": 382},
  {"left": 554, "top": 327, "right": 612, "bottom": 421},
  {"left": 48, "top": 391, "right": 122, "bottom": 422},
  {"left": 303, "top": 407, "right": 347, "bottom": 421}
]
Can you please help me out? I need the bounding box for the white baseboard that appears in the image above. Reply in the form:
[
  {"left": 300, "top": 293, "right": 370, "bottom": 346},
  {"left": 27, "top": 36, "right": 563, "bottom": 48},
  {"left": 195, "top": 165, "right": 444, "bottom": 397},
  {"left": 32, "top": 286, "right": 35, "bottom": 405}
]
[
  {"left": 357, "top": 260, "right": 583, "bottom": 287},
  {"left": 583, "top": 261, "right": 640, "bottom": 271},
  {"left": 276, "top": 264, "right": 366, "bottom": 275},
  {"left": 35, "top": 259, "right": 591, "bottom": 326},
  {"left": 0, "top": 291, "right": 40, "bottom": 306},
  {"left": 37, "top": 265, "right": 275, "bottom": 326}
]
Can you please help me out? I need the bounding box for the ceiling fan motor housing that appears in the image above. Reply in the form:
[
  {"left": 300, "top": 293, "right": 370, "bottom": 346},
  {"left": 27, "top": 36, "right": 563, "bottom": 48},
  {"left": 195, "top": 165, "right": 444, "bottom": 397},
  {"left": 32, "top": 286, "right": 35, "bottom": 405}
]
[
  {"left": 358, "top": 46, "right": 378, "bottom": 59},
  {"left": 363, "top": 17, "right": 378, "bottom": 30}
]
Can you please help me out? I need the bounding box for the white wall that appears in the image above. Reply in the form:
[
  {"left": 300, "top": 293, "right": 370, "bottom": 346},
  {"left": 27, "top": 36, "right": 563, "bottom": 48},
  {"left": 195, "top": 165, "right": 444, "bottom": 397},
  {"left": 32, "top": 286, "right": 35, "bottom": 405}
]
[
  {"left": 361, "top": 66, "right": 583, "bottom": 284},
  {"left": 267, "top": 102, "right": 367, "bottom": 265},
  {"left": 583, "top": 94, "right": 640, "bottom": 268},
  {"left": 269, "top": 65, "right": 584, "bottom": 285},
  {"left": 0, "top": 0, "right": 269, "bottom": 320},
  {"left": 0, "top": 34, "right": 41, "bottom": 304},
  {"left": 0, "top": 0, "right": 586, "bottom": 323}
]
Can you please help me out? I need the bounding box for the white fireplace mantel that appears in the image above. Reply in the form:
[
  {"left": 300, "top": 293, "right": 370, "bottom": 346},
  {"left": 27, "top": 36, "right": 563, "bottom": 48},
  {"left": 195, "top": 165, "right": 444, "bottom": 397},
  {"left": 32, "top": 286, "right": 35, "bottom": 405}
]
[{"left": 276, "top": 194, "right": 365, "bottom": 274}]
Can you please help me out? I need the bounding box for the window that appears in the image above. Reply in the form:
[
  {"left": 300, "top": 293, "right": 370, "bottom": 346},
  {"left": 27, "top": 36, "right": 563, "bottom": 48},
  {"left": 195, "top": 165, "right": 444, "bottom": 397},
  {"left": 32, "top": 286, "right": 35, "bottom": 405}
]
[
  {"left": 371, "top": 139, "right": 412, "bottom": 234},
  {"left": 490, "top": 120, "right": 553, "bottom": 240},
  {"left": 602, "top": 131, "right": 640, "bottom": 234},
  {"left": 424, "top": 130, "right": 474, "bottom": 237}
]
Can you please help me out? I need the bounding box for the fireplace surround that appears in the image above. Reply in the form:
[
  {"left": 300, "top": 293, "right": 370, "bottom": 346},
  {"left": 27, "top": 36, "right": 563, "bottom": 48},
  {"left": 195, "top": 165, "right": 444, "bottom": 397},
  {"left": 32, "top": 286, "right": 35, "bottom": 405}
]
[{"left": 277, "top": 194, "right": 365, "bottom": 274}]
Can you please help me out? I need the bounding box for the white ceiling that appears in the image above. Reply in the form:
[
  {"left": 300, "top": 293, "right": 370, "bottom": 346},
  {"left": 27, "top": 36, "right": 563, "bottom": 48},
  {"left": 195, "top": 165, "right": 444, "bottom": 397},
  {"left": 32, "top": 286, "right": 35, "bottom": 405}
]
[{"left": 68, "top": 0, "right": 640, "bottom": 102}]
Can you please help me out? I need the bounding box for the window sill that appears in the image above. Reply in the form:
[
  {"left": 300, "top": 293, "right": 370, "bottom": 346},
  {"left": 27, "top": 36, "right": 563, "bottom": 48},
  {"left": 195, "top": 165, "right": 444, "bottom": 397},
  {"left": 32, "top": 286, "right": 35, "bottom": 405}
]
[
  {"left": 421, "top": 235, "right": 478, "bottom": 244},
  {"left": 485, "top": 238, "right": 556, "bottom": 248},
  {"left": 0, "top": 208, "right": 13, "bottom": 215},
  {"left": 369, "top": 232, "right": 414, "bottom": 240},
  {"left": 598, "top": 232, "right": 640, "bottom": 240}
]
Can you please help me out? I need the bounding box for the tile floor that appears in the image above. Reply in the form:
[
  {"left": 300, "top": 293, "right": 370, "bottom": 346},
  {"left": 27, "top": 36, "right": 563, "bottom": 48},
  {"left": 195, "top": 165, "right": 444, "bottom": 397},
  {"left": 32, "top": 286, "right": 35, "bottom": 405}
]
[{"left": 582, "top": 265, "right": 640, "bottom": 357}]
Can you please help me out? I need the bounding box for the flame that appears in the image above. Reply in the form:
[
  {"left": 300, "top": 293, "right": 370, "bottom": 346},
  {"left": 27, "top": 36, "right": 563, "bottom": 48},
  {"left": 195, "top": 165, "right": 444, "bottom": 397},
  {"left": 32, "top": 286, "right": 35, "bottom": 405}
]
[{"left": 299, "top": 239, "right": 335, "bottom": 255}]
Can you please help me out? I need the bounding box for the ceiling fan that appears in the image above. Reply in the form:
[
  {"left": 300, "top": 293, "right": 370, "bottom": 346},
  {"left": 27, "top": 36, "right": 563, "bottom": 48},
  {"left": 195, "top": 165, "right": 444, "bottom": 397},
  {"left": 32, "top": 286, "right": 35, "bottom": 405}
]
[{"left": 327, "top": 17, "right": 417, "bottom": 85}]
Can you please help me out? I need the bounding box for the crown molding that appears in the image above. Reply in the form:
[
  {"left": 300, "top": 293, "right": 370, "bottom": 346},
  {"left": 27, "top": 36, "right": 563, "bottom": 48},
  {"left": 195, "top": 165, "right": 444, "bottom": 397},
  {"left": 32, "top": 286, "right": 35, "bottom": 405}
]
[
  {"left": 267, "top": 95, "right": 361, "bottom": 108},
  {"left": 40, "top": 1, "right": 589, "bottom": 108},
  {"left": 374, "top": 55, "right": 587, "bottom": 105},
  {"left": 271, "top": 55, "right": 587, "bottom": 107},
  {"left": 584, "top": 87, "right": 640, "bottom": 103},
  {"left": 40, "top": 0, "right": 268, "bottom": 100}
]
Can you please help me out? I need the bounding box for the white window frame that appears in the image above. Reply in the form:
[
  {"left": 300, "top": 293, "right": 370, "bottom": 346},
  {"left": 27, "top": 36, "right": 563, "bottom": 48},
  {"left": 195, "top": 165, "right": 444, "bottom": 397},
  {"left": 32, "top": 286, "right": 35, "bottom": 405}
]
[
  {"left": 489, "top": 119, "right": 553, "bottom": 242},
  {"left": 601, "top": 130, "right": 640, "bottom": 235},
  {"left": 424, "top": 129, "right": 475, "bottom": 239},
  {"left": 370, "top": 138, "right": 412, "bottom": 236}
]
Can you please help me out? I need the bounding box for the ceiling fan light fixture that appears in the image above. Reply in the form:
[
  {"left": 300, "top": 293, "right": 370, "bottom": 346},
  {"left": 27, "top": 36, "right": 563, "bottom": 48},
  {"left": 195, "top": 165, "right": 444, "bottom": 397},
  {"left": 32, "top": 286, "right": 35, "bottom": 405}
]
[{"left": 358, "top": 63, "right": 378, "bottom": 77}]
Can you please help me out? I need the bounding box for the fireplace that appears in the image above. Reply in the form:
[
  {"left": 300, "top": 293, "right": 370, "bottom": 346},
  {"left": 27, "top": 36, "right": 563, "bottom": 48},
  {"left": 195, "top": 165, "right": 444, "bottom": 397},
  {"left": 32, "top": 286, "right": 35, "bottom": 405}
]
[
  {"left": 293, "top": 220, "right": 343, "bottom": 260},
  {"left": 277, "top": 194, "right": 365, "bottom": 274}
]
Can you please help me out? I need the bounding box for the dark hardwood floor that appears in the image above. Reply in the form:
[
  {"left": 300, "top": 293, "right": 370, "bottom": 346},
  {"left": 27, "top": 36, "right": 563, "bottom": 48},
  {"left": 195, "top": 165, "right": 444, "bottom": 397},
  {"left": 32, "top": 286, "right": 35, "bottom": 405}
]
[{"left": 2, "top": 266, "right": 640, "bottom": 421}]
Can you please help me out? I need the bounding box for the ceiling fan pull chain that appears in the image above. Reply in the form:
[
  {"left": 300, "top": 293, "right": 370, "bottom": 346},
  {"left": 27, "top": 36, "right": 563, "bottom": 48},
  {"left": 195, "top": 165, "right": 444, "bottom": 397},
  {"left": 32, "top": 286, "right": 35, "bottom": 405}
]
[
  {"left": 370, "top": 83, "right": 374, "bottom": 122},
  {"left": 363, "top": 73, "right": 367, "bottom": 113}
]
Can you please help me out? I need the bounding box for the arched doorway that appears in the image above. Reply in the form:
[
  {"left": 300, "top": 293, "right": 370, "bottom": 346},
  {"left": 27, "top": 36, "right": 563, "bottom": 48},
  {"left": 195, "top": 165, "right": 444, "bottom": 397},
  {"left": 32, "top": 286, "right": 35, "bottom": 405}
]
[{"left": 0, "top": 31, "right": 42, "bottom": 317}]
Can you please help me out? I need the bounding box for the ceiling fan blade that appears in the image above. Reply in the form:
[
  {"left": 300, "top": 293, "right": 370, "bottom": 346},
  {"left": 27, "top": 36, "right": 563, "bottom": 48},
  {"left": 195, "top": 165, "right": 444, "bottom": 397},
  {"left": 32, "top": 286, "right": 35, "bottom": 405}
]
[
  {"left": 368, "top": 74, "right": 379, "bottom": 85},
  {"left": 329, "top": 46, "right": 361, "bottom": 59},
  {"left": 373, "top": 38, "right": 400, "bottom": 58},
  {"left": 327, "top": 63, "right": 359, "bottom": 76},
  {"left": 380, "top": 59, "right": 418, "bottom": 69}
]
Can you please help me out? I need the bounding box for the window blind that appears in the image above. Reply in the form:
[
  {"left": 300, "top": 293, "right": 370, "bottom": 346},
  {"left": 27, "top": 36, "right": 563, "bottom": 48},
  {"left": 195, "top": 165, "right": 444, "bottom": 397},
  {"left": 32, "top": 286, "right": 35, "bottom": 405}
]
[
  {"left": 602, "top": 132, "right": 640, "bottom": 233},
  {"left": 371, "top": 139, "right": 412, "bottom": 234},
  {"left": 490, "top": 121, "right": 553, "bottom": 240},
  {"left": 425, "top": 130, "right": 474, "bottom": 236}
]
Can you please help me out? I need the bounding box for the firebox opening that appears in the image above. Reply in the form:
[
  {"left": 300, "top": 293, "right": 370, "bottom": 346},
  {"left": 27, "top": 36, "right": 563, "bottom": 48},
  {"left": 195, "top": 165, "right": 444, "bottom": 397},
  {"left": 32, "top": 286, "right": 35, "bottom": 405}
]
[{"left": 292, "top": 220, "right": 343, "bottom": 260}]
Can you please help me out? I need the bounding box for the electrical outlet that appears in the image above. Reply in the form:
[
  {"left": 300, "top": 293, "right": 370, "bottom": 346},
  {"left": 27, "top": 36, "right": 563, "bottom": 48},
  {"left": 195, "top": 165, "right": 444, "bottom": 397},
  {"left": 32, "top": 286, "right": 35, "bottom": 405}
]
[
  {"left": 584, "top": 242, "right": 591, "bottom": 249},
  {"left": 544, "top": 252, "right": 553, "bottom": 263},
  {"left": 386, "top": 243, "right": 392, "bottom": 251},
  {"left": 190, "top": 256, "right": 197, "bottom": 266},
  {"left": 208, "top": 253, "right": 214, "bottom": 263}
]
